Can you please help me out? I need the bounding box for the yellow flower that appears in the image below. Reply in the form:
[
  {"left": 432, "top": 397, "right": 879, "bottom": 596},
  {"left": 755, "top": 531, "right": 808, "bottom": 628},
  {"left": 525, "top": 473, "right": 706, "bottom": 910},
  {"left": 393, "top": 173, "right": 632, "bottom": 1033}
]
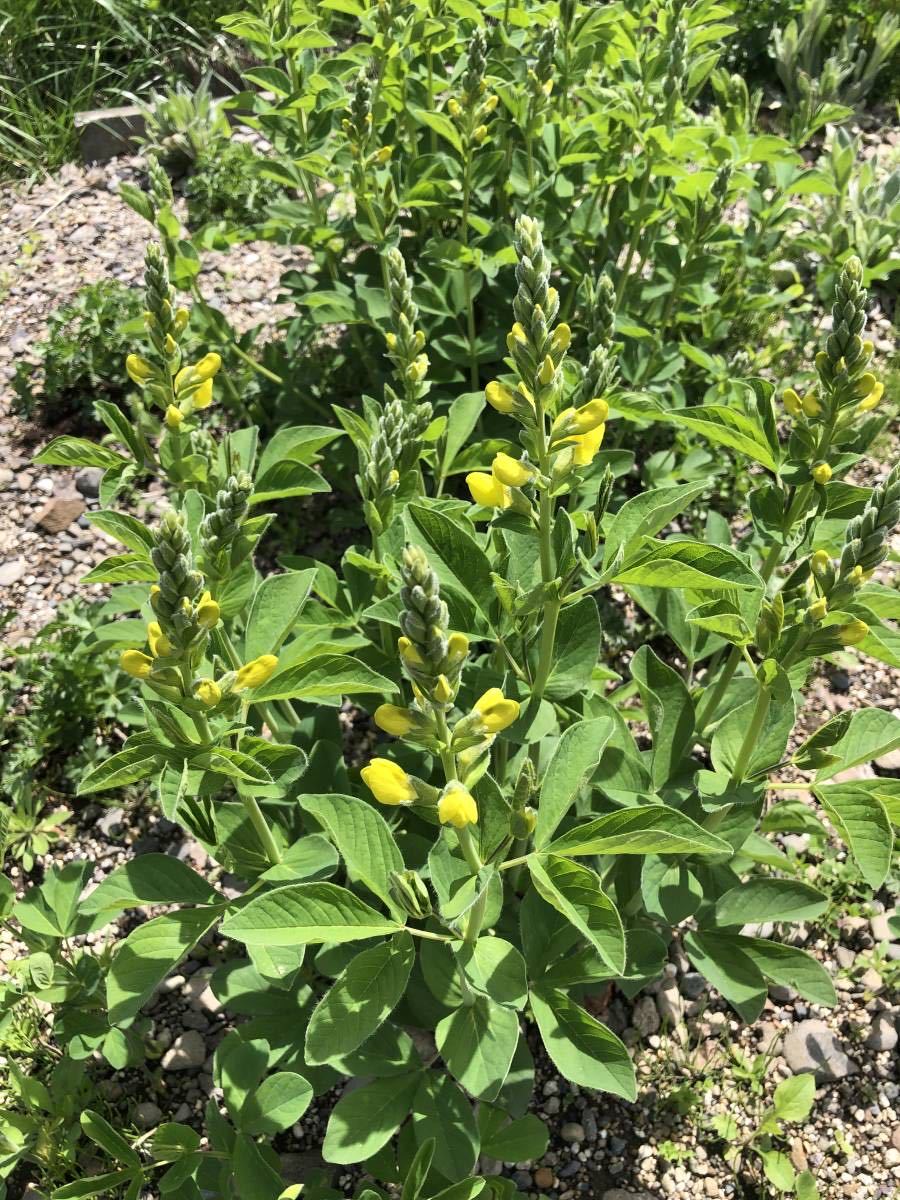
[
  {"left": 374, "top": 145, "right": 393, "bottom": 164},
  {"left": 473, "top": 687, "right": 520, "bottom": 733},
  {"left": 473, "top": 124, "right": 488, "bottom": 143},
  {"left": 438, "top": 782, "right": 478, "bottom": 828},
  {"left": 234, "top": 654, "right": 278, "bottom": 691},
  {"left": 509, "top": 322, "right": 528, "bottom": 346},
  {"left": 811, "top": 462, "right": 832, "bottom": 485},
  {"left": 193, "top": 379, "right": 214, "bottom": 409},
  {"left": 552, "top": 323, "right": 571, "bottom": 352},
  {"left": 147, "top": 621, "right": 172, "bottom": 658},
  {"left": 858, "top": 381, "right": 883, "bottom": 412},
  {"left": 837, "top": 618, "right": 868, "bottom": 646},
  {"left": 810, "top": 549, "right": 830, "bottom": 574},
  {"left": 406, "top": 354, "right": 429, "bottom": 383},
  {"left": 196, "top": 679, "right": 222, "bottom": 707},
  {"left": 121, "top": 650, "right": 153, "bottom": 679},
  {"left": 448, "top": 98, "right": 462, "bottom": 118},
  {"left": 782, "top": 388, "right": 802, "bottom": 416},
  {"left": 485, "top": 381, "right": 516, "bottom": 413},
  {"left": 467, "top": 472, "right": 511, "bottom": 509},
  {"left": 491, "top": 452, "right": 534, "bottom": 488},
  {"left": 361, "top": 758, "right": 417, "bottom": 806},
  {"left": 446, "top": 632, "right": 469, "bottom": 666},
  {"left": 569, "top": 422, "right": 606, "bottom": 466},
  {"left": 194, "top": 352, "right": 222, "bottom": 381},
  {"left": 538, "top": 354, "right": 555, "bottom": 386},
  {"left": 374, "top": 704, "right": 417, "bottom": 737},
  {"left": 398, "top": 636, "right": 424, "bottom": 669},
  {"left": 125, "top": 354, "right": 154, "bottom": 384},
  {"left": 196, "top": 591, "right": 220, "bottom": 630},
  {"left": 433, "top": 674, "right": 454, "bottom": 704},
  {"left": 807, "top": 598, "right": 828, "bottom": 621},
  {"left": 542, "top": 78, "right": 553, "bottom": 96},
  {"left": 846, "top": 564, "right": 864, "bottom": 585},
  {"left": 164, "top": 404, "right": 183, "bottom": 429},
  {"left": 569, "top": 398, "right": 609, "bottom": 434},
  {"left": 385, "top": 332, "right": 398, "bottom": 351},
  {"left": 855, "top": 372, "right": 878, "bottom": 398},
  {"left": 801, "top": 393, "right": 821, "bottom": 417},
  {"left": 482, "top": 94, "right": 499, "bottom": 114}
]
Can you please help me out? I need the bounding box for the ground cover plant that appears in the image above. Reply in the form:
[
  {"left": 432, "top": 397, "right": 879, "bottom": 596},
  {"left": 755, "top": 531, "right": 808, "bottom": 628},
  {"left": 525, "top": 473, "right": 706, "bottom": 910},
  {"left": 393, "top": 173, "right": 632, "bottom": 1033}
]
[{"left": 1, "top": 0, "right": 899, "bottom": 1197}]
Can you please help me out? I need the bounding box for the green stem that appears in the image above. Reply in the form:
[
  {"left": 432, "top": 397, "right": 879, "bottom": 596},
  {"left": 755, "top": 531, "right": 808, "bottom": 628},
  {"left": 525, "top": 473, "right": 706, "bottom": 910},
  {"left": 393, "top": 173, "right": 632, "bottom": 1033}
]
[
  {"left": 615, "top": 160, "right": 652, "bottom": 306},
  {"left": 728, "top": 678, "right": 771, "bottom": 787},
  {"left": 242, "top": 794, "right": 283, "bottom": 866},
  {"left": 460, "top": 149, "right": 479, "bottom": 391}
]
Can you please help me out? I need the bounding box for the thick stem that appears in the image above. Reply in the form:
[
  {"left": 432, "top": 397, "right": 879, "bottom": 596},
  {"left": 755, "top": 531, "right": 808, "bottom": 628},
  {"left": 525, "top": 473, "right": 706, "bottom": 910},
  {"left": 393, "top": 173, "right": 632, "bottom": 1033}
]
[
  {"left": 241, "top": 794, "right": 283, "bottom": 866},
  {"left": 728, "top": 678, "right": 771, "bottom": 787}
]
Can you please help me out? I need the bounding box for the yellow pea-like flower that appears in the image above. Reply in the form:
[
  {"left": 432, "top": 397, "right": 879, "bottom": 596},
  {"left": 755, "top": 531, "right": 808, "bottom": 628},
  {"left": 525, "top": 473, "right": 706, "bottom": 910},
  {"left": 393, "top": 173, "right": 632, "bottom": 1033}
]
[
  {"left": 448, "top": 98, "right": 462, "bottom": 118},
  {"left": 433, "top": 674, "right": 454, "bottom": 704},
  {"left": 810, "top": 549, "right": 830, "bottom": 575},
  {"left": 846, "top": 565, "right": 864, "bottom": 585},
  {"left": 196, "top": 679, "right": 222, "bottom": 707},
  {"left": 147, "top": 621, "right": 172, "bottom": 658},
  {"left": 473, "top": 125, "right": 488, "bottom": 144},
  {"left": 197, "top": 591, "right": 220, "bottom": 630},
  {"left": 361, "top": 758, "right": 418, "bottom": 806},
  {"left": 165, "top": 404, "right": 184, "bottom": 429},
  {"left": 474, "top": 687, "right": 521, "bottom": 733},
  {"left": 194, "top": 352, "right": 222, "bottom": 381},
  {"left": 398, "top": 636, "right": 425, "bottom": 669},
  {"left": 492, "top": 452, "right": 535, "bottom": 488},
  {"left": 446, "top": 632, "right": 469, "bottom": 667},
  {"left": 438, "top": 782, "right": 479, "bottom": 828},
  {"left": 509, "top": 322, "right": 528, "bottom": 346},
  {"left": 385, "top": 332, "right": 398, "bottom": 351},
  {"left": 801, "top": 393, "right": 821, "bottom": 417},
  {"left": 807, "top": 598, "right": 828, "bottom": 621},
  {"left": 482, "top": 94, "right": 499, "bottom": 114},
  {"left": 855, "top": 372, "right": 878, "bottom": 398},
  {"left": 837, "top": 618, "right": 868, "bottom": 646},
  {"left": 125, "top": 354, "right": 154, "bottom": 384},
  {"left": 485, "top": 381, "right": 516, "bottom": 413},
  {"left": 782, "top": 388, "right": 802, "bottom": 416},
  {"left": 538, "top": 355, "right": 555, "bottom": 386},
  {"left": 374, "top": 145, "right": 393, "bottom": 164},
  {"left": 569, "top": 422, "right": 606, "bottom": 467},
  {"left": 193, "top": 379, "right": 214, "bottom": 409},
  {"left": 552, "top": 323, "right": 571, "bottom": 352},
  {"left": 569, "top": 398, "right": 609, "bottom": 434},
  {"left": 859, "top": 381, "right": 883, "bottom": 412},
  {"left": 234, "top": 654, "right": 278, "bottom": 691},
  {"left": 121, "top": 650, "right": 153, "bottom": 679},
  {"left": 374, "top": 704, "right": 418, "bottom": 737},
  {"left": 811, "top": 462, "right": 832, "bottom": 485},
  {"left": 466, "top": 472, "right": 511, "bottom": 509}
]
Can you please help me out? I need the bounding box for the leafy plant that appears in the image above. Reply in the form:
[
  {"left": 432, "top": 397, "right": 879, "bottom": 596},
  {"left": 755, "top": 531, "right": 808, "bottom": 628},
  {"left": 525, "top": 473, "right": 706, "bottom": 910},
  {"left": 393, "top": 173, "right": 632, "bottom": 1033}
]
[
  {"left": 184, "top": 138, "right": 287, "bottom": 228},
  {"left": 12, "top": 281, "right": 143, "bottom": 425},
  {"left": 136, "top": 75, "right": 232, "bottom": 176}
]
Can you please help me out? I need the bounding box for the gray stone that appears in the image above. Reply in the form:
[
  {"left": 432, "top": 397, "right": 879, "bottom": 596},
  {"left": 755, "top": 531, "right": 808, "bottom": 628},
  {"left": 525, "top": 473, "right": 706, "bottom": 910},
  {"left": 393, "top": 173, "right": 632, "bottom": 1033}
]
[
  {"left": 866, "top": 1013, "right": 897, "bottom": 1052},
  {"left": 870, "top": 911, "right": 897, "bottom": 942},
  {"left": 134, "top": 1102, "right": 162, "bottom": 1129},
  {"left": 74, "top": 105, "right": 147, "bottom": 163},
  {"left": 75, "top": 467, "right": 103, "bottom": 498},
  {"left": 96, "top": 806, "right": 125, "bottom": 838},
  {"left": 602, "top": 1191, "right": 655, "bottom": 1200},
  {"left": 782, "top": 1019, "right": 858, "bottom": 1081},
  {"left": 655, "top": 980, "right": 684, "bottom": 1027},
  {"left": 632, "top": 995, "right": 661, "bottom": 1037},
  {"left": 161, "top": 1029, "right": 206, "bottom": 1071},
  {"left": 875, "top": 749, "right": 900, "bottom": 772},
  {"left": 34, "top": 494, "right": 86, "bottom": 533},
  {"left": 561, "top": 1122, "right": 584, "bottom": 1144},
  {"left": 0, "top": 558, "right": 26, "bottom": 586},
  {"left": 679, "top": 971, "right": 706, "bottom": 1000}
]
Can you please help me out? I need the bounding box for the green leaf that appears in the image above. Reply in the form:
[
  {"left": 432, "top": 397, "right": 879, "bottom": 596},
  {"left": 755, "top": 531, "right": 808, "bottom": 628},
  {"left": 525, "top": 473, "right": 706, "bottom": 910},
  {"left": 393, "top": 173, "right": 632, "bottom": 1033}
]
[
  {"left": 300, "top": 793, "right": 404, "bottom": 909},
  {"left": 814, "top": 708, "right": 900, "bottom": 782},
  {"left": 683, "top": 930, "right": 766, "bottom": 1022},
  {"left": 545, "top": 597, "right": 602, "bottom": 700},
  {"left": 435, "top": 995, "right": 520, "bottom": 1100},
  {"left": 714, "top": 879, "right": 827, "bottom": 927},
  {"left": 323, "top": 1071, "right": 421, "bottom": 1164},
  {"left": 107, "top": 908, "right": 218, "bottom": 1023},
  {"left": 407, "top": 503, "right": 496, "bottom": 625},
  {"left": 244, "top": 569, "right": 316, "bottom": 661},
  {"left": 534, "top": 718, "right": 612, "bottom": 848},
  {"left": 240, "top": 1072, "right": 313, "bottom": 1135},
  {"left": 79, "top": 554, "right": 159, "bottom": 584},
  {"left": 529, "top": 989, "right": 636, "bottom": 1100},
  {"left": 480, "top": 1112, "right": 549, "bottom": 1163},
  {"left": 52, "top": 1171, "right": 136, "bottom": 1198},
  {"left": 772, "top": 1073, "right": 815, "bottom": 1121},
  {"left": 455, "top": 935, "right": 528, "bottom": 1009},
  {"left": 547, "top": 806, "right": 731, "bottom": 858},
  {"left": 813, "top": 781, "right": 894, "bottom": 889},
  {"left": 411, "top": 1073, "right": 480, "bottom": 1180},
  {"left": 81, "top": 1110, "right": 141, "bottom": 1169},
  {"left": 34, "top": 437, "right": 129, "bottom": 469},
  {"left": 760, "top": 1149, "right": 795, "bottom": 1192},
  {"left": 410, "top": 106, "right": 463, "bottom": 153},
  {"left": 220, "top": 882, "right": 402, "bottom": 947},
  {"left": 603, "top": 481, "right": 708, "bottom": 565},
  {"left": 631, "top": 645, "right": 695, "bottom": 790},
  {"left": 80, "top": 854, "right": 218, "bottom": 918},
  {"left": 796, "top": 1170, "right": 820, "bottom": 1200},
  {"left": 611, "top": 539, "right": 761, "bottom": 591},
  {"left": 87, "top": 511, "right": 154, "bottom": 555},
  {"left": 251, "top": 460, "right": 330, "bottom": 503},
  {"left": 253, "top": 654, "right": 394, "bottom": 703},
  {"left": 740, "top": 937, "right": 836, "bottom": 1008},
  {"left": 529, "top": 856, "right": 625, "bottom": 975},
  {"left": 666, "top": 404, "right": 779, "bottom": 472},
  {"left": 305, "top": 933, "right": 414, "bottom": 1065}
]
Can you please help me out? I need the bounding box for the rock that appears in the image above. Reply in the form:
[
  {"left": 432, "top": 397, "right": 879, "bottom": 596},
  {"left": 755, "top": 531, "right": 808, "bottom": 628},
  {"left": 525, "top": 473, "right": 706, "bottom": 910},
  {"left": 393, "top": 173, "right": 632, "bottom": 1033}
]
[
  {"left": 679, "top": 971, "right": 706, "bottom": 1000},
  {"left": 96, "top": 806, "right": 125, "bottom": 838},
  {"left": 0, "top": 558, "right": 26, "bottom": 586},
  {"left": 34, "top": 494, "right": 86, "bottom": 533},
  {"left": 656, "top": 981, "right": 684, "bottom": 1027},
  {"left": 893, "top": 1128, "right": 900, "bottom": 1152},
  {"left": 832, "top": 764, "right": 875, "bottom": 783},
  {"left": 603, "top": 1191, "right": 655, "bottom": 1200},
  {"left": 134, "top": 1102, "right": 162, "bottom": 1129},
  {"left": 866, "top": 1013, "right": 897, "bottom": 1052},
  {"left": 161, "top": 1030, "right": 206, "bottom": 1071},
  {"left": 835, "top": 946, "right": 856, "bottom": 969},
  {"left": 0, "top": 467, "right": 13, "bottom": 488},
  {"left": 875, "top": 748, "right": 900, "bottom": 772},
  {"left": 279, "top": 1152, "right": 326, "bottom": 1184},
  {"left": 75, "top": 467, "right": 103, "bottom": 498},
  {"left": 534, "top": 1167, "right": 554, "bottom": 1189},
  {"left": 561, "top": 1122, "right": 584, "bottom": 1144},
  {"left": 859, "top": 967, "right": 884, "bottom": 993},
  {"left": 783, "top": 1019, "right": 858, "bottom": 1081},
  {"left": 35, "top": 476, "right": 54, "bottom": 495},
  {"left": 632, "top": 995, "right": 661, "bottom": 1037},
  {"left": 870, "top": 912, "right": 897, "bottom": 942}
]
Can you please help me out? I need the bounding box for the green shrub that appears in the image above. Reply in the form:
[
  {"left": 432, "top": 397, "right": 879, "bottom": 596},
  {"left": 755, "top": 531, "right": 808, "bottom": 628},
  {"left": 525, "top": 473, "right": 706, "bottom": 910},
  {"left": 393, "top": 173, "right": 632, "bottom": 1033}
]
[{"left": 184, "top": 139, "right": 286, "bottom": 227}]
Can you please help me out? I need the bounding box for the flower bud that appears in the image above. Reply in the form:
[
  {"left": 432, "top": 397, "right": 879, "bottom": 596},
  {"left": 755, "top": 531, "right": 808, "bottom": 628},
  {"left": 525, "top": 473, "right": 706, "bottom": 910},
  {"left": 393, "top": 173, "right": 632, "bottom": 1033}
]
[
  {"left": 485, "top": 380, "right": 516, "bottom": 413},
  {"left": 807, "top": 598, "right": 828, "bottom": 622},
  {"left": 165, "top": 404, "right": 184, "bottom": 429},
  {"left": 389, "top": 869, "right": 432, "bottom": 918},
  {"left": 385, "top": 332, "right": 398, "bottom": 351},
  {"left": 164, "top": 334, "right": 177, "bottom": 356},
  {"left": 482, "top": 93, "right": 499, "bottom": 114},
  {"left": 121, "top": 650, "right": 153, "bottom": 679},
  {"left": 552, "top": 323, "right": 571, "bottom": 352},
  {"left": 491, "top": 452, "right": 535, "bottom": 488},
  {"left": 147, "top": 621, "right": 172, "bottom": 658},
  {"left": 837, "top": 618, "right": 869, "bottom": 646},
  {"left": 398, "top": 636, "right": 425, "bottom": 669},
  {"left": 801, "top": 392, "right": 821, "bottom": 417},
  {"left": 374, "top": 704, "right": 419, "bottom": 736},
  {"left": 234, "top": 654, "right": 278, "bottom": 691},
  {"left": 858, "top": 381, "right": 883, "bottom": 413},
  {"left": 811, "top": 462, "right": 832, "bottom": 485},
  {"left": 438, "top": 781, "right": 478, "bottom": 828},
  {"left": 855, "top": 372, "right": 878, "bottom": 398},
  {"left": 196, "top": 591, "right": 220, "bottom": 630},
  {"left": 510, "top": 805, "right": 537, "bottom": 839},
  {"left": 173, "top": 307, "right": 190, "bottom": 333},
  {"left": 448, "top": 98, "right": 462, "bottom": 118},
  {"left": 446, "top": 632, "right": 469, "bottom": 667},
  {"left": 509, "top": 322, "right": 528, "bottom": 347},
  {"left": 433, "top": 674, "right": 454, "bottom": 704},
  {"left": 811, "top": 549, "right": 830, "bottom": 575},
  {"left": 538, "top": 354, "right": 556, "bottom": 386},
  {"left": 473, "top": 125, "right": 488, "bottom": 143},
  {"left": 846, "top": 564, "right": 864, "bottom": 586},
  {"left": 467, "top": 471, "right": 511, "bottom": 509},
  {"left": 362, "top": 757, "right": 418, "bottom": 806},
  {"left": 374, "top": 145, "right": 393, "bottom": 164},
  {"left": 196, "top": 679, "right": 222, "bottom": 707},
  {"left": 126, "top": 354, "right": 154, "bottom": 385}
]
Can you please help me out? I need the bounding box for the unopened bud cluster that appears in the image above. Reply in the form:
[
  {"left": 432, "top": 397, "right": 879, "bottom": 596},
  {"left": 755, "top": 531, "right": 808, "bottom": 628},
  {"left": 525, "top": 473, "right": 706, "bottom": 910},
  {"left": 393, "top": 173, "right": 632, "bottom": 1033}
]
[
  {"left": 446, "top": 28, "right": 499, "bottom": 149},
  {"left": 384, "top": 248, "right": 429, "bottom": 402}
]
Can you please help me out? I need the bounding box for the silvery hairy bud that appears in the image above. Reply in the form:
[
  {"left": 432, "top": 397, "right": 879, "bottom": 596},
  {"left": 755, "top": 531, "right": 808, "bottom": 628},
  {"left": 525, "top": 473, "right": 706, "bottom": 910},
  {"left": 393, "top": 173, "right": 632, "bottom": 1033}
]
[{"left": 389, "top": 869, "right": 433, "bottom": 919}]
